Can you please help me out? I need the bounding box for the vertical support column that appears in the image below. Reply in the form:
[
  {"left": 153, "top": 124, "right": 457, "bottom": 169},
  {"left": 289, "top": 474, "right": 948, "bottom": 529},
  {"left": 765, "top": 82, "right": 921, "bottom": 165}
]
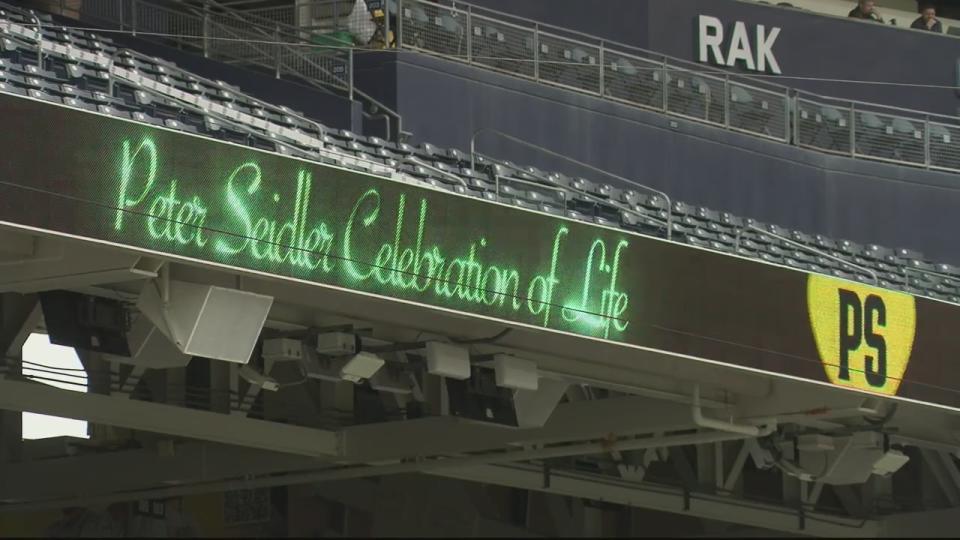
[
  {"left": 348, "top": 48, "right": 355, "bottom": 101},
  {"left": 209, "top": 359, "right": 231, "bottom": 413},
  {"left": 165, "top": 366, "right": 187, "bottom": 408},
  {"left": 598, "top": 41, "right": 605, "bottom": 98},
  {"left": 384, "top": 0, "right": 391, "bottom": 47},
  {"left": 850, "top": 103, "right": 857, "bottom": 158},
  {"left": 723, "top": 74, "right": 730, "bottom": 128},
  {"left": 0, "top": 293, "right": 39, "bottom": 465},
  {"left": 533, "top": 24, "right": 540, "bottom": 82},
  {"left": 202, "top": 6, "right": 210, "bottom": 58},
  {"left": 0, "top": 355, "right": 21, "bottom": 465},
  {"left": 785, "top": 88, "right": 792, "bottom": 144},
  {"left": 661, "top": 59, "right": 668, "bottom": 112},
  {"left": 396, "top": 0, "right": 403, "bottom": 48},
  {"left": 794, "top": 92, "right": 802, "bottom": 147},
  {"left": 924, "top": 116, "right": 932, "bottom": 169},
  {"left": 465, "top": 6, "right": 472, "bottom": 64},
  {"left": 275, "top": 24, "right": 282, "bottom": 79},
  {"left": 130, "top": 0, "right": 137, "bottom": 37}
]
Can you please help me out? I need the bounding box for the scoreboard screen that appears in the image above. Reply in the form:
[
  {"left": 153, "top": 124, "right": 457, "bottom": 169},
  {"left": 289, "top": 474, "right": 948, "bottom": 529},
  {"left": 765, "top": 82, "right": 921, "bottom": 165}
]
[{"left": 2, "top": 93, "right": 959, "bottom": 408}]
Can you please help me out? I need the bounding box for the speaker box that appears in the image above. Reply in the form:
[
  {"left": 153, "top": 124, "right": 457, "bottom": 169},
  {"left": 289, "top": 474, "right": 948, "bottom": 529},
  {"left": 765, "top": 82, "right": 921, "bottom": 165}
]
[{"left": 137, "top": 280, "right": 273, "bottom": 364}]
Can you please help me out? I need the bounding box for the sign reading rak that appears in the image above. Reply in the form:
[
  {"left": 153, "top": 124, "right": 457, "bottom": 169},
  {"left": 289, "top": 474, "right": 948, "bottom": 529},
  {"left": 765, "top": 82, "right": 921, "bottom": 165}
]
[{"left": 697, "top": 15, "right": 782, "bottom": 74}]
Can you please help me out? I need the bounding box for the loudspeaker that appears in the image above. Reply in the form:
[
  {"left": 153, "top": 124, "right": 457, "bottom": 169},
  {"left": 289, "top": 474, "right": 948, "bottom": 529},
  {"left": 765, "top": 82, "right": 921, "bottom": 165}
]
[
  {"left": 39, "top": 290, "right": 131, "bottom": 356},
  {"left": 137, "top": 280, "right": 273, "bottom": 364}
]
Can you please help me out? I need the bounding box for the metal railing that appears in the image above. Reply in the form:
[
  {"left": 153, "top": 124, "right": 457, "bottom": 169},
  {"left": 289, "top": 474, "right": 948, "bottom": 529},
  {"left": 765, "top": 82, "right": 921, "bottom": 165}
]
[
  {"left": 75, "top": 0, "right": 404, "bottom": 140},
  {"left": 396, "top": 0, "right": 960, "bottom": 174},
  {"left": 734, "top": 224, "right": 879, "bottom": 284}
]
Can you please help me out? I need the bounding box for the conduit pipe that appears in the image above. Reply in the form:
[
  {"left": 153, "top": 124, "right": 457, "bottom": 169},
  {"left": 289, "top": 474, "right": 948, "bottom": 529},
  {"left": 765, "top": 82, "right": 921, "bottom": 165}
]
[{"left": 692, "top": 384, "right": 776, "bottom": 437}]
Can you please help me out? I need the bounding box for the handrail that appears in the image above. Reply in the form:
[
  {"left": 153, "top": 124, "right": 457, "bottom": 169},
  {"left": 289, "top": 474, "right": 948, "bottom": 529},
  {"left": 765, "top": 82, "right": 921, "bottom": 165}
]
[
  {"left": 735, "top": 224, "right": 878, "bottom": 284},
  {"left": 421, "top": 0, "right": 792, "bottom": 92},
  {"left": 187, "top": 0, "right": 404, "bottom": 140},
  {"left": 397, "top": 0, "right": 960, "bottom": 173},
  {"left": 29, "top": 10, "right": 42, "bottom": 69},
  {"left": 903, "top": 266, "right": 959, "bottom": 294},
  {"left": 469, "top": 127, "right": 672, "bottom": 241},
  {"left": 105, "top": 42, "right": 324, "bottom": 140},
  {"left": 407, "top": 155, "right": 468, "bottom": 188},
  {"left": 77, "top": 0, "right": 406, "bottom": 141}
]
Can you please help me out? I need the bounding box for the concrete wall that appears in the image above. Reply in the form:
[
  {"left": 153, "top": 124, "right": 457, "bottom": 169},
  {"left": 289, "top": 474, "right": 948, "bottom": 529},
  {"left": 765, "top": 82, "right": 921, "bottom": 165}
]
[{"left": 357, "top": 51, "right": 960, "bottom": 265}]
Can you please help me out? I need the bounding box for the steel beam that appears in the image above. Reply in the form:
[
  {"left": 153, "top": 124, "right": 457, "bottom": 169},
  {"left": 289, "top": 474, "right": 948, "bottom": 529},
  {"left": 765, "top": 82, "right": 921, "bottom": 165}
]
[
  {"left": 0, "top": 377, "right": 340, "bottom": 458},
  {"left": 879, "top": 507, "right": 960, "bottom": 537},
  {"left": 434, "top": 464, "right": 879, "bottom": 538},
  {"left": 0, "top": 442, "right": 323, "bottom": 502},
  {"left": 339, "top": 394, "right": 701, "bottom": 462},
  {"left": 0, "top": 293, "right": 39, "bottom": 358}
]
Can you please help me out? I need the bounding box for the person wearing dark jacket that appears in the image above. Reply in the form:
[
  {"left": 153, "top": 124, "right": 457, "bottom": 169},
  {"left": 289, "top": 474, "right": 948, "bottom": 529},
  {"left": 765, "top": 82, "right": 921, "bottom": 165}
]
[
  {"left": 911, "top": 5, "right": 943, "bottom": 33},
  {"left": 848, "top": 0, "right": 884, "bottom": 23}
]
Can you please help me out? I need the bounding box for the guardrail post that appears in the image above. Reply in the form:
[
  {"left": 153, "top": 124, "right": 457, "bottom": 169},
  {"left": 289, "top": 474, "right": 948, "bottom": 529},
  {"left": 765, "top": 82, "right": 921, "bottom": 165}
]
[
  {"left": 130, "top": 0, "right": 137, "bottom": 37},
  {"left": 203, "top": 6, "right": 210, "bottom": 58},
  {"left": 849, "top": 103, "right": 856, "bottom": 158},
  {"left": 793, "top": 91, "right": 801, "bottom": 146},
  {"left": 274, "top": 24, "right": 281, "bottom": 79},
  {"left": 396, "top": 0, "right": 403, "bottom": 48},
  {"left": 723, "top": 74, "right": 730, "bottom": 128},
  {"left": 784, "top": 88, "right": 792, "bottom": 144},
  {"left": 118, "top": 0, "right": 124, "bottom": 31},
  {"left": 924, "top": 116, "right": 931, "bottom": 169},
  {"left": 598, "top": 41, "right": 605, "bottom": 97},
  {"left": 533, "top": 23, "right": 540, "bottom": 81},
  {"left": 30, "top": 11, "right": 43, "bottom": 70},
  {"left": 465, "top": 6, "right": 472, "bottom": 64},
  {"left": 661, "top": 58, "right": 668, "bottom": 112},
  {"left": 384, "top": 0, "right": 391, "bottom": 46},
  {"left": 348, "top": 48, "right": 354, "bottom": 102}
]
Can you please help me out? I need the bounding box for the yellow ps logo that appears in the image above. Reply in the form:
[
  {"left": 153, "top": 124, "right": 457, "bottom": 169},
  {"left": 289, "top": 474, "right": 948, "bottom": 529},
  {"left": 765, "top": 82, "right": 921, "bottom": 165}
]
[{"left": 807, "top": 275, "right": 916, "bottom": 396}]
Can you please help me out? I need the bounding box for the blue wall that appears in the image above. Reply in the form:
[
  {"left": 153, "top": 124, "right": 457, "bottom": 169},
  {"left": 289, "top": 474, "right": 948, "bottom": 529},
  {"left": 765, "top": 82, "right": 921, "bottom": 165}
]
[
  {"left": 468, "top": 0, "right": 960, "bottom": 117},
  {"left": 357, "top": 51, "right": 960, "bottom": 265}
]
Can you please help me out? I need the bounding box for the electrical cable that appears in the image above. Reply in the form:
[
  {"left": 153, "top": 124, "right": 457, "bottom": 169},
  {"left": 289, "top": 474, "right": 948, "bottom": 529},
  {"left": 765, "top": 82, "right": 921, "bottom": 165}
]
[{"left": 18, "top": 358, "right": 89, "bottom": 372}]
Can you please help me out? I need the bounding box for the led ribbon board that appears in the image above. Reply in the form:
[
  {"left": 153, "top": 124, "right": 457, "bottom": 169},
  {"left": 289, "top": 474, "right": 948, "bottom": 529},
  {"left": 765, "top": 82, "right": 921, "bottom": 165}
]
[{"left": 2, "top": 93, "right": 960, "bottom": 408}]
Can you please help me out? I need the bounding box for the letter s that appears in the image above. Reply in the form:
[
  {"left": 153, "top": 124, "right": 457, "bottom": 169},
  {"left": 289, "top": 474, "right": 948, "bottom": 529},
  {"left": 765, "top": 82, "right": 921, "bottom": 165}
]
[
  {"left": 864, "top": 294, "right": 887, "bottom": 388},
  {"left": 215, "top": 162, "right": 261, "bottom": 256}
]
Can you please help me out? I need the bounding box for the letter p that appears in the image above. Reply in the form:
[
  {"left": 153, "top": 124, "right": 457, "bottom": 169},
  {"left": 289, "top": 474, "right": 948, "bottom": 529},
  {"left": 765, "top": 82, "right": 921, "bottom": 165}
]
[{"left": 838, "top": 289, "right": 862, "bottom": 381}]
